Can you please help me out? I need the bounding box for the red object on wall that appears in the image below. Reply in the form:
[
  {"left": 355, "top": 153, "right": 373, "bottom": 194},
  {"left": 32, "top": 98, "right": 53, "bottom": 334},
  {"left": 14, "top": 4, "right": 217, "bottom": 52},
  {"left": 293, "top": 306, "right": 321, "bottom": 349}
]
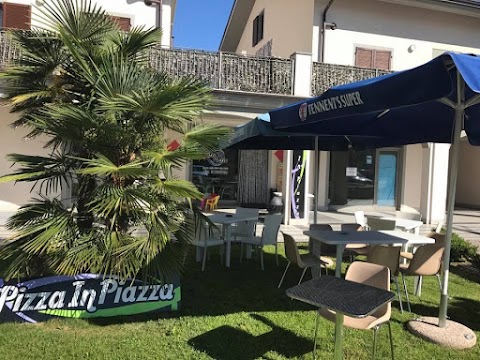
[
  {"left": 274, "top": 150, "right": 284, "bottom": 162},
  {"left": 167, "top": 140, "right": 180, "bottom": 151}
]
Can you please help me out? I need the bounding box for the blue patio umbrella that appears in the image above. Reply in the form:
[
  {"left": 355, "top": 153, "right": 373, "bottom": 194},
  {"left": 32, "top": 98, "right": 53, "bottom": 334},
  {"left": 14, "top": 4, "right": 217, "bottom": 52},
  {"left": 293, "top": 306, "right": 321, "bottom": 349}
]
[
  {"left": 268, "top": 52, "right": 480, "bottom": 328},
  {"left": 224, "top": 113, "right": 406, "bottom": 150}
]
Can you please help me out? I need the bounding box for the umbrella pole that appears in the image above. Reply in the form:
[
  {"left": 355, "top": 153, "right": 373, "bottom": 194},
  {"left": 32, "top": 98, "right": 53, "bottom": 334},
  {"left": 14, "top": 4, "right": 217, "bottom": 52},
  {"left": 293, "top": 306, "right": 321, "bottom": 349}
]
[
  {"left": 438, "top": 72, "right": 464, "bottom": 328},
  {"left": 314, "top": 136, "right": 319, "bottom": 224}
]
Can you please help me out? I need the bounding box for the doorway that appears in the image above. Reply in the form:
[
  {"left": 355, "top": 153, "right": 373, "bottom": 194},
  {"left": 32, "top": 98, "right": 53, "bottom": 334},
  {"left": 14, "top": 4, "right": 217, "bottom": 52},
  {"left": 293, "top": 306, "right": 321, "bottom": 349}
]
[{"left": 375, "top": 149, "right": 401, "bottom": 207}]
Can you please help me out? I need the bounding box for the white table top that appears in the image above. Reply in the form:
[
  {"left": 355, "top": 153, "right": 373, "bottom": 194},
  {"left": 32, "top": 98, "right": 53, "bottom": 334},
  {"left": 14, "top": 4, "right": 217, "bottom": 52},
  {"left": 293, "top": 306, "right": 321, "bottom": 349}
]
[
  {"left": 206, "top": 213, "right": 258, "bottom": 225},
  {"left": 304, "top": 230, "right": 435, "bottom": 246},
  {"left": 379, "top": 217, "right": 423, "bottom": 230}
]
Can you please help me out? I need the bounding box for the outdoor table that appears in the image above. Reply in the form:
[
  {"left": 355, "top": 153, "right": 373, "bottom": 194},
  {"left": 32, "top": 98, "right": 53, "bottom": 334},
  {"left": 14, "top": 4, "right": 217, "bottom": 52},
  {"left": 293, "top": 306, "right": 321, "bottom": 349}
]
[
  {"left": 380, "top": 216, "right": 423, "bottom": 234},
  {"left": 286, "top": 276, "right": 395, "bottom": 360},
  {"left": 304, "top": 230, "right": 435, "bottom": 277},
  {"left": 206, "top": 213, "right": 258, "bottom": 267}
]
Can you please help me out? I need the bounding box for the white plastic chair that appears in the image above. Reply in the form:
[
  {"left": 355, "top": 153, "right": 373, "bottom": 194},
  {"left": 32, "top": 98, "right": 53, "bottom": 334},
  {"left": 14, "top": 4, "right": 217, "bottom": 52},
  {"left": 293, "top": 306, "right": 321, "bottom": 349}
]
[
  {"left": 354, "top": 210, "right": 366, "bottom": 227},
  {"left": 191, "top": 220, "right": 224, "bottom": 271},
  {"left": 230, "top": 207, "right": 259, "bottom": 242},
  {"left": 240, "top": 213, "right": 282, "bottom": 270},
  {"left": 395, "top": 210, "right": 421, "bottom": 221},
  {"left": 366, "top": 217, "right": 396, "bottom": 231}
]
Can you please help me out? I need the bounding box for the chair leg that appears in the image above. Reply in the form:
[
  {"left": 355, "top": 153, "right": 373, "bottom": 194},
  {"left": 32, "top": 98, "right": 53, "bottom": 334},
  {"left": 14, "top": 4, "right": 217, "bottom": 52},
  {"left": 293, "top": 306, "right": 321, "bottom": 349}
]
[
  {"left": 202, "top": 246, "right": 207, "bottom": 272},
  {"left": 298, "top": 267, "right": 308, "bottom": 285},
  {"left": 372, "top": 325, "right": 379, "bottom": 360},
  {"left": 275, "top": 244, "right": 279, "bottom": 266},
  {"left": 260, "top": 247, "right": 264, "bottom": 270},
  {"left": 278, "top": 262, "right": 291, "bottom": 288},
  {"left": 313, "top": 311, "right": 321, "bottom": 360},
  {"left": 401, "top": 273, "right": 411, "bottom": 313},
  {"left": 388, "top": 322, "right": 395, "bottom": 360},
  {"left": 436, "top": 274, "right": 442, "bottom": 292},
  {"left": 393, "top": 276, "right": 403, "bottom": 313}
]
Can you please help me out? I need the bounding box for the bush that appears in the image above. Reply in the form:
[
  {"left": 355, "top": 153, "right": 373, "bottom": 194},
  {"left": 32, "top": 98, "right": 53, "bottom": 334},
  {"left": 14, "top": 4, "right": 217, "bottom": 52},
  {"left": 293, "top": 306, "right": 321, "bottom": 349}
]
[{"left": 450, "top": 232, "right": 479, "bottom": 262}]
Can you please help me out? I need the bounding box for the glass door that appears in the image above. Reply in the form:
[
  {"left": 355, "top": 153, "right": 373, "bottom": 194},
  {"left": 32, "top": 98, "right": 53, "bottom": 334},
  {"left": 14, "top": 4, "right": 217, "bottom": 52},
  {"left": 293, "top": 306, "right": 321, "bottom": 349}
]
[{"left": 375, "top": 150, "right": 400, "bottom": 207}]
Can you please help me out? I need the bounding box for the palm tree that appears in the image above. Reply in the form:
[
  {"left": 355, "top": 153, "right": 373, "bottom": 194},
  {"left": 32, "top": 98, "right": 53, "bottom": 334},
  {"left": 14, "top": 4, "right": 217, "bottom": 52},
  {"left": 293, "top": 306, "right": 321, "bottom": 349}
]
[{"left": 0, "top": 0, "right": 230, "bottom": 282}]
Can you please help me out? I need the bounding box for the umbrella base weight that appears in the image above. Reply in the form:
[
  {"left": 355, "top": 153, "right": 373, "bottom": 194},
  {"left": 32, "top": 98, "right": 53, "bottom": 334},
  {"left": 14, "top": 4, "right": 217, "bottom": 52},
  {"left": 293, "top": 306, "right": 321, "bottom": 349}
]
[{"left": 407, "top": 317, "right": 476, "bottom": 350}]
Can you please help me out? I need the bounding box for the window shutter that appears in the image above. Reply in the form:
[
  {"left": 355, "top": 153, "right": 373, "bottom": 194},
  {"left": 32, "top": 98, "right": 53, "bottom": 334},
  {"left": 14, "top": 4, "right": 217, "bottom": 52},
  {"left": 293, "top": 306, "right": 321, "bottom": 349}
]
[
  {"left": 374, "top": 50, "right": 391, "bottom": 71},
  {"left": 108, "top": 16, "right": 131, "bottom": 31},
  {"left": 2, "top": 2, "right": 31, "bottom": 30},
  {"left": 252, "top": 16, "right": 258, "bottom": 46},
  {"left": 355, "top": 48, "right": 374, "bottom": 68}
]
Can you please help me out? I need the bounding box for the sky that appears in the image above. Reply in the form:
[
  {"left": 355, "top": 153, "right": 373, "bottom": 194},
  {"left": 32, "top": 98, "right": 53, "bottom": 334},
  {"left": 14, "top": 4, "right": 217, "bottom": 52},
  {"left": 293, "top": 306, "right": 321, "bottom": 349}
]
[{"left": 173, "top": 0, "right": 235, "bottom": 51}]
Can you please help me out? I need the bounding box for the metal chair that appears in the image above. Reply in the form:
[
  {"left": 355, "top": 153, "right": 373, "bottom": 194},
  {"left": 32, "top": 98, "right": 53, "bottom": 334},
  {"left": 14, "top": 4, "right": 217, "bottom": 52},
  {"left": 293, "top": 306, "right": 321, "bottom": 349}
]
[
  {"left": 367, "top": 245, "right": 404, "bottom": 313},
  {"left": 277, "top": 233, "right": 331, "bottom": 288},
  {"left": 240, "top": 213, "right": 282, "bottom": 269},
  {"left": 314, "top": 262, "right": 394, "bottom": 360},
  {"left": 399, "top": 244, "right": 445, "bottom": 312}
]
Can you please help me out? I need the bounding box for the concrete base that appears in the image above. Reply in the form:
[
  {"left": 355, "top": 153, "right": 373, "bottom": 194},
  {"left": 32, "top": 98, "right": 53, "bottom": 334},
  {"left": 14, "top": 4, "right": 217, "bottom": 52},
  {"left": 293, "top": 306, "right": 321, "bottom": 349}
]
[{"left": 407, "top": 317, "right": 477, "bottom": 349}]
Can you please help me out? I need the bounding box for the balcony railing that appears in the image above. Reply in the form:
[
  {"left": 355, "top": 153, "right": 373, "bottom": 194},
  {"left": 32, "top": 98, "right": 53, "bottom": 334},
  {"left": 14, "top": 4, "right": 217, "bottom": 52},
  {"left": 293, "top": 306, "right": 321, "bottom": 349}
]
[
  {"left": 0, "top": 31, "right": 391, "bottom": 97},
  {"left": 311, "top": 62, "right": 391, "bottom": 95},
  {"left": 149, "top": 47, "right": 293, "bottom": 95}
]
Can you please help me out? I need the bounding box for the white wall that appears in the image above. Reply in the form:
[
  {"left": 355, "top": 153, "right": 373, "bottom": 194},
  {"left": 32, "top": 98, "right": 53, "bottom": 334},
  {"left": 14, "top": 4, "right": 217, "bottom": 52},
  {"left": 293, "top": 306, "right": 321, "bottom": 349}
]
[
  {"left": 0, "top": 106, "right": 56, "bottom": 207},
  {"left": 315, "top": 0, "right": 480, "bottom": 68}
]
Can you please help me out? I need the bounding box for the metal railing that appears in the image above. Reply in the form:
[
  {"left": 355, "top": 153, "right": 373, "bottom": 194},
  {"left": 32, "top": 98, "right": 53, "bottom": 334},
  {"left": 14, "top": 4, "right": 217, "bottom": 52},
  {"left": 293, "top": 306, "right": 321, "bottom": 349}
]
[
  {"left": 0, "top": 31, "right": 392, "bottom": 97},
  {"left": 149, "top": 47, "right": 293, "bottom": 94},
  {"left": 311, "top": 62, "right": 391, "bottom": 95}
]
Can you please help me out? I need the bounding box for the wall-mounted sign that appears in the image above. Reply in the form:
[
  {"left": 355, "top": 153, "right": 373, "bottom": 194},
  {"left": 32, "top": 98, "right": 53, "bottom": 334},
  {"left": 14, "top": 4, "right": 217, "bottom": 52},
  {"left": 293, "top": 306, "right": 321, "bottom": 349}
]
[
  {"left": 0, "top": 274, "right": 180, "bottom": 323},
  {"left": 346, "top": 167, "right": 358, "bottom": 177}
]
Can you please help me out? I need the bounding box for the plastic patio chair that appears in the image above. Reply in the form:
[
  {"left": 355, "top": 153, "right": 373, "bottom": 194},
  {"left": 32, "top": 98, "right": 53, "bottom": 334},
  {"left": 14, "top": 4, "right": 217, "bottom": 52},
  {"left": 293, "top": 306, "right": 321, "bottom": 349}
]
[
  {"left": 399, "top": 244, "right": 445, "bottom": 312},
  {"left": 342, "top": 223, "right": 370, "bottom": 258},
  {"left": 354, "top": 210, "right": 366, "bottom": 227},
  {"left": 314, "top": 262, "right": 394, "bottom": 360},
  {"left": 191, "top": 220, "right": 224, "bottom": 271},
  {"left": 367, "top": 245, "right": 404, "bottom": 313},
  {"left": 205, "top": 195, "right": 220, "bottom": 211},
  {"left": 230, "top": 207, "right": 259, "bottom": 242},
  {"left": 240, "top": 213, "right": 282, "bottom": 270},
  {"left": 366, "top": 217, "right": 396, "bottom": 231},
  {"left": 278, "top": 232, "right": 331, "bottom": 288}
]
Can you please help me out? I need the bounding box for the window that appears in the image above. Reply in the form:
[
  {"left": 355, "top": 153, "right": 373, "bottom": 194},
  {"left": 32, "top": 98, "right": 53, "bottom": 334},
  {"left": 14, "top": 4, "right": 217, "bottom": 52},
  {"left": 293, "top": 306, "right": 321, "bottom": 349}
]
[
  {"left": 355, "top": 47, "right": 391, "bottom": 71},
  {"left": 252, "top": 11, "right": 264, "bottom": 47},
  {"left": 108, "top": 15, "right": 131, "bottom": 31},
  {"left": 1, "top": 2, "right": 31, "bottom": 30}
]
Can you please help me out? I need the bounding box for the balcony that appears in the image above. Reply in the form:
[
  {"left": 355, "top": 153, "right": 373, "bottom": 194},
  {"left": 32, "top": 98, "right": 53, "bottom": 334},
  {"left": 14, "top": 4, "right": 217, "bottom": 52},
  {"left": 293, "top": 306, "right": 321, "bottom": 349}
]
[{"left": 0, "top": 31, "right": 390, "bottom": 97}]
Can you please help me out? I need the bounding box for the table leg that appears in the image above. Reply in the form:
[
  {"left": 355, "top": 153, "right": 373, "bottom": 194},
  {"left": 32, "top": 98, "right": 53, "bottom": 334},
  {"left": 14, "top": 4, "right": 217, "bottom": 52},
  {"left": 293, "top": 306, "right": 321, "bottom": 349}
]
[
  {"left": 334, "top": 313, "right": 344, "bottom": 360},
  {"left": 224, "top": 225, "right": 231, "bottom": 268},
  {"left": 335, "top": 245, "right": 345, "bottom": 278}
]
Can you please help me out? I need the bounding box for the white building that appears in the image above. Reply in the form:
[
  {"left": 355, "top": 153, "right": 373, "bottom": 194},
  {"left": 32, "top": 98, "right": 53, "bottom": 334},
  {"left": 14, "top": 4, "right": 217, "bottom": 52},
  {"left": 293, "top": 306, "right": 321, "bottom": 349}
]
[
  {"left": 0, "top": 0, "right": 176, "bottom": 208},
  {"left": 218, "top": 0, "right": 480, "bottom": 224}
]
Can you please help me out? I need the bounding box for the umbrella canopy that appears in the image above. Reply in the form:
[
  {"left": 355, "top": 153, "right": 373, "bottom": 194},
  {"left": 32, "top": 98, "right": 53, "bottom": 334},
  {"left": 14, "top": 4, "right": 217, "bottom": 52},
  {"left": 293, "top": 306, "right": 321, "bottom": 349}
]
[
  {"left": 268, "top": 52, "right": 480, "bottom": 328},
  {"left": 224, "top": 113, "right": 407, "bottom": 150},
  {"left": 270, "top": 52, "right": 480, "bottom": 145}
]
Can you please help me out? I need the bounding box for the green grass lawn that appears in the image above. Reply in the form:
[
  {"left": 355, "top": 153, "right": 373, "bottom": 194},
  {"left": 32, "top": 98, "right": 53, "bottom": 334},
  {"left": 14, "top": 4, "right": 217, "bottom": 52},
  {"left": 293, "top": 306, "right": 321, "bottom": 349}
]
[{"left": 0, "top": 244, "right": 479, "bottom": 359}]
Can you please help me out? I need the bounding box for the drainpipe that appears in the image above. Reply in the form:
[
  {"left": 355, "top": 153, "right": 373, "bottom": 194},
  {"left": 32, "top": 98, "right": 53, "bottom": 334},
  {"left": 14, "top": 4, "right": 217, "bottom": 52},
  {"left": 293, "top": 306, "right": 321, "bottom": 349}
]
[
  {"left": 144, "top": 0, "right": 163, "bottom": 31},
  {"left": 319, "top": 0, "right": 336, "bottom": 63}
]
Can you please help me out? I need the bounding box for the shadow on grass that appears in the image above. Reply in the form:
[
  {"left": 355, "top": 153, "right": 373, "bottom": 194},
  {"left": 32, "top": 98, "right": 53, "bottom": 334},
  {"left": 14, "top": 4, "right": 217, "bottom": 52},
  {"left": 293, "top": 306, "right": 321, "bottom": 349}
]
[{"left": 188, "top": 313, "right": 313, "bottom": 360}]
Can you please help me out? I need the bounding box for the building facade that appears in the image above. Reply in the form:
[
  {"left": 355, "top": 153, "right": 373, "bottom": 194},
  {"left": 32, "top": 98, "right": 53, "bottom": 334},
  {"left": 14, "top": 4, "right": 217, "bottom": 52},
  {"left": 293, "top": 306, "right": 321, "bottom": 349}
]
[{"left": 219, "top": 0, "right": 480, "bottom": 224}]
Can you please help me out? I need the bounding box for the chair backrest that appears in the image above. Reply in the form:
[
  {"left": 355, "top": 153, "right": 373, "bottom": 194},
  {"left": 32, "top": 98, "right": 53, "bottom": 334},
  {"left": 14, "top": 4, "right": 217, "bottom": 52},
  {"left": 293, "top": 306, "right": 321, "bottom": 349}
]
[
  {"left": 354, "top": 210, "right": 366, "bottom": 227},
  {"left": 346, "top": 261, "right": 391, "bottom": 320},
  {"left": 423, "top": 231, "right": 446, "bottom": 246},
  {"left": 261, "top": 213, "right": 282, "bottom": 245},
  {"left": 309, "top": 224, "right": 334, "bottom": 255},
  {"left": 234, "top": 207, "right": 259, "bottom": 237},
  {"left": 341, "top": 223, "right": 364, "bottom": 232},
  {"left": 309, "top": 224, "right": 333, "bottom": 231},
  {"left": 367, "top": 217, "right": 396, "bottom": 231},
  {"left": 282, "top": 232, "right": 302, "bottom": 265},
  {"left": 406, "top": 245, "right": 445, "bottom": 276},
  {"left": 396, "top": 210, "right": 422, "bottom": 221},
  {"left": 367, "top": 245, "right": 401, "bottom": 276}
]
